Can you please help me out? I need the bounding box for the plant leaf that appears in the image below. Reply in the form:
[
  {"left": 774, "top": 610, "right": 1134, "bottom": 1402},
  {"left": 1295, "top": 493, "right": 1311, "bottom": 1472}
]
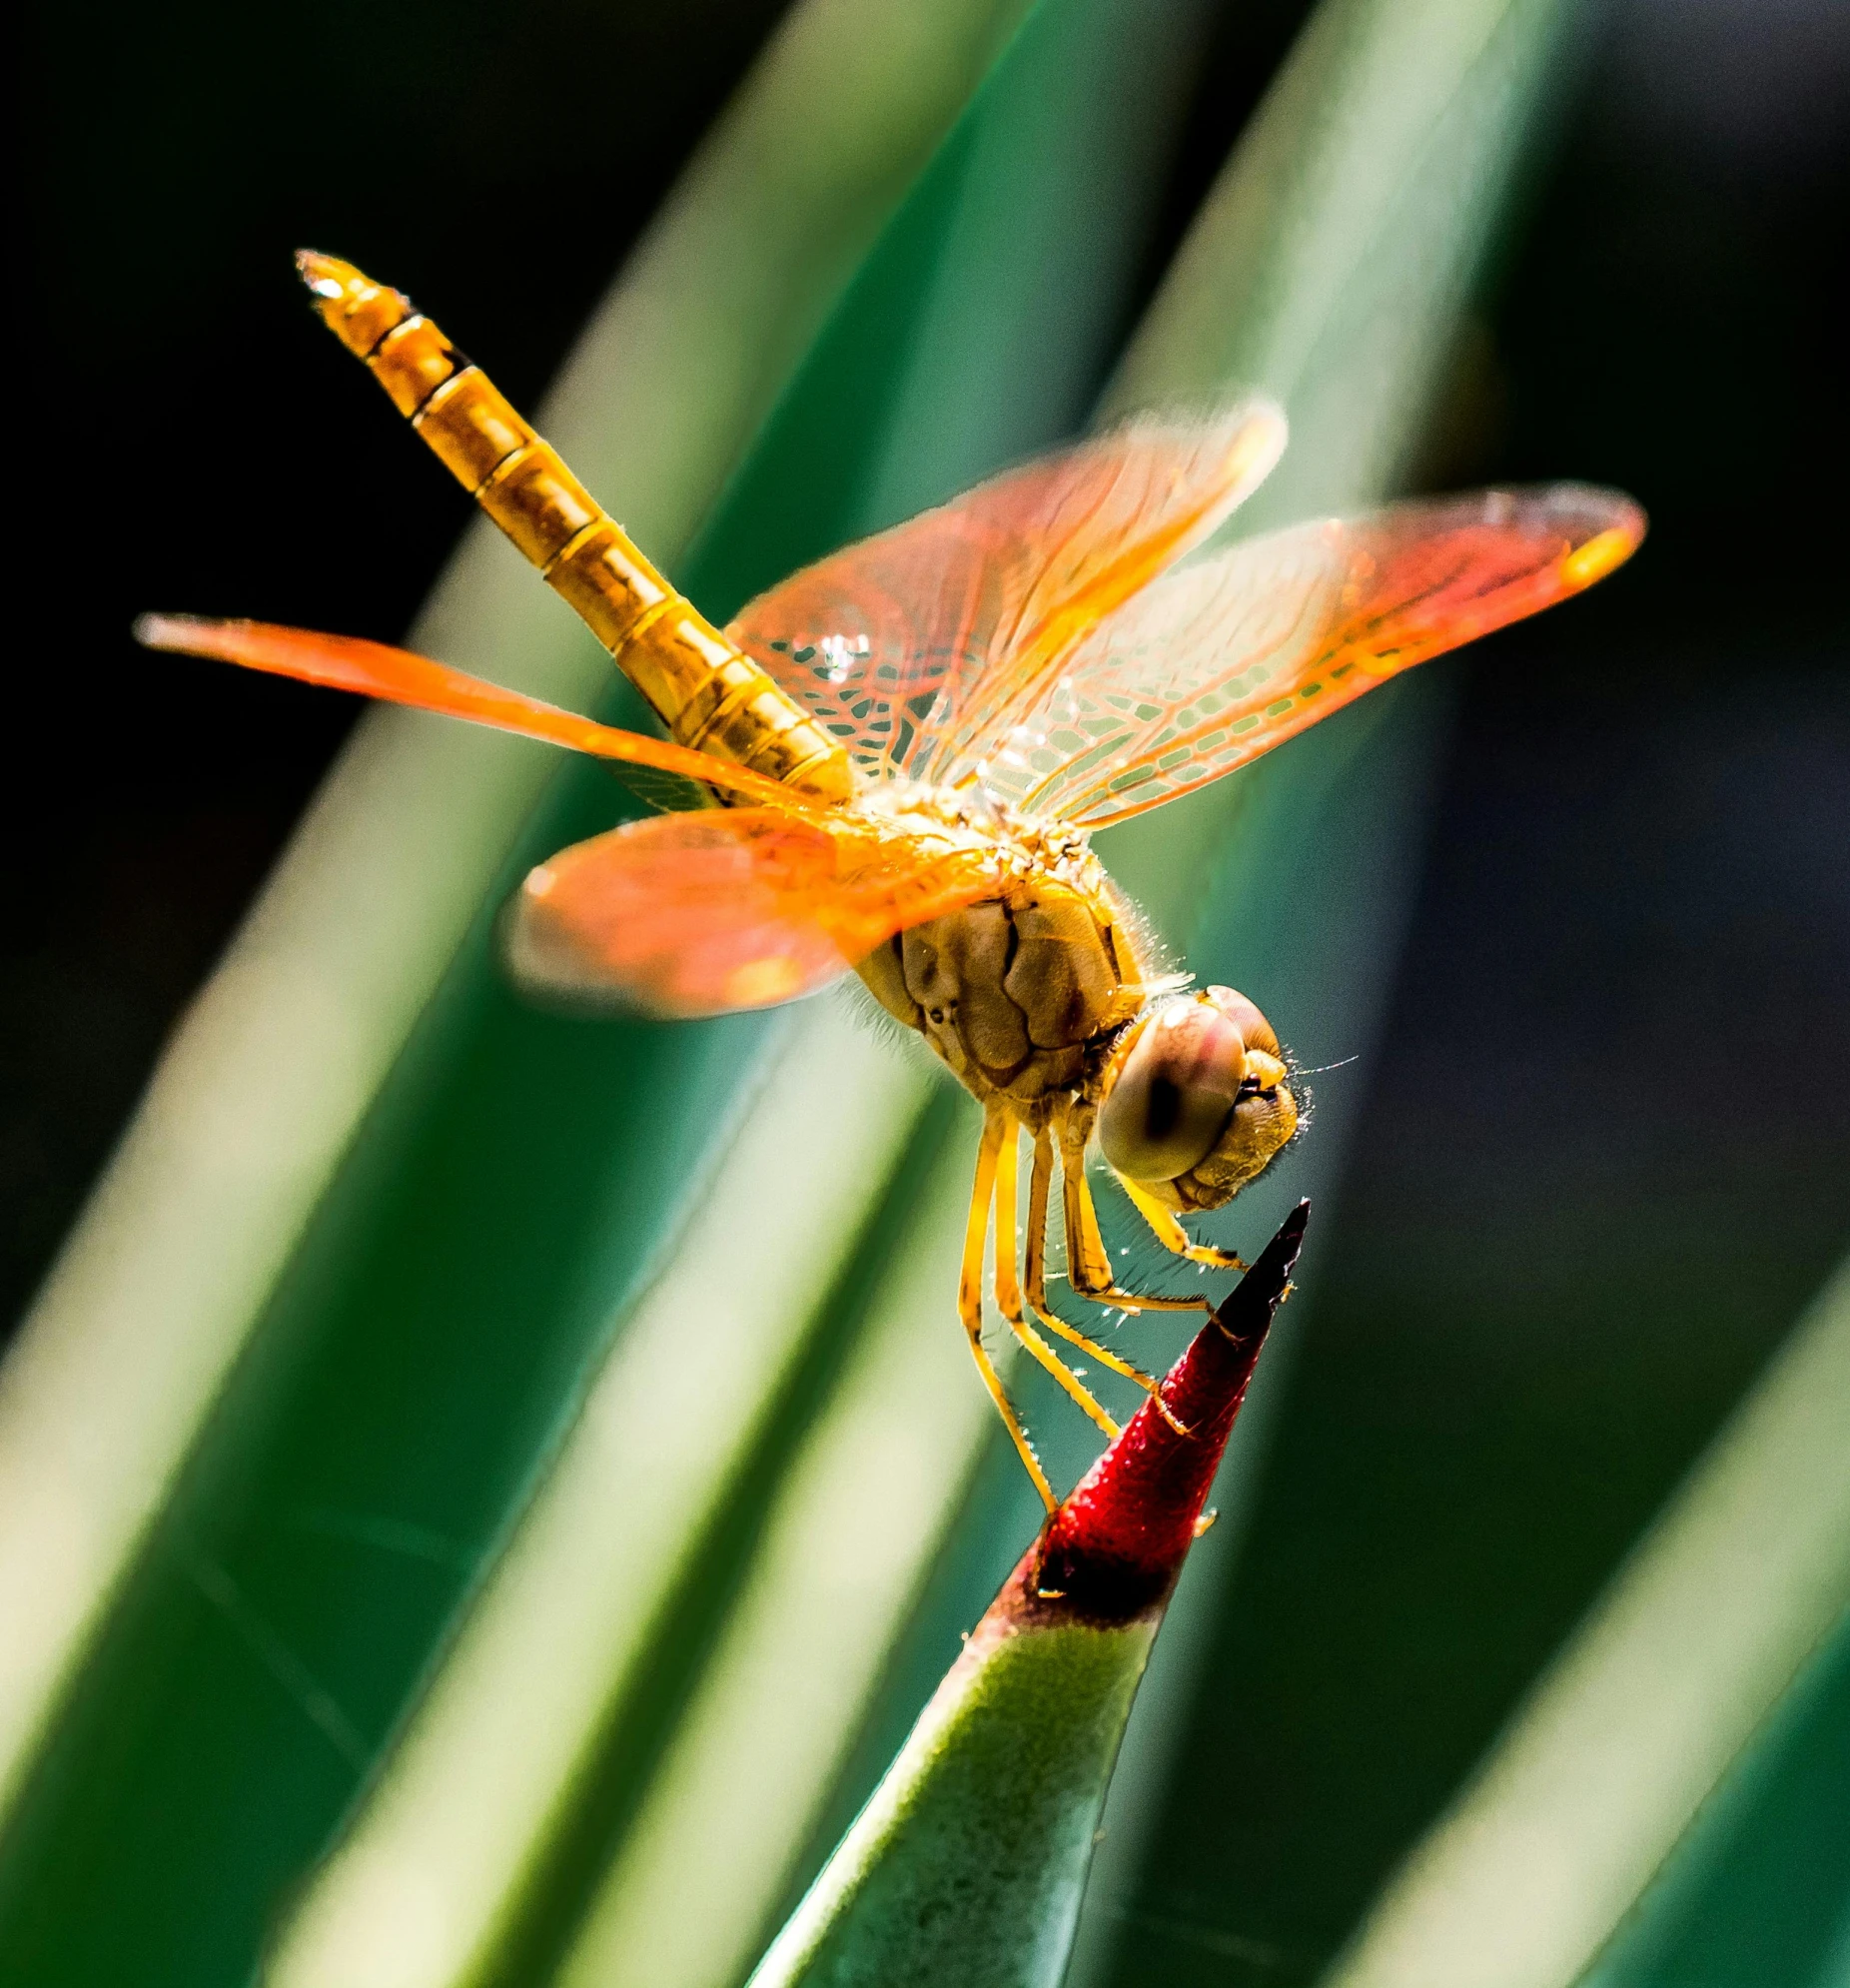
[
  {"left": 1319, "top": 1248, "right": 1850, "bottom": 1988},
  {"left": 252, "top": 6, "right": 1225, "bottom": 1988},
  {"left": 0, "top": 0, "right": 1052, "bottom": 1977},
  {"left": 1062, "top": 0, "right": 1594, "bottom": 1967},
  {"left": 746, "top": 1210, "right": 1308, "bottom": 1988}
]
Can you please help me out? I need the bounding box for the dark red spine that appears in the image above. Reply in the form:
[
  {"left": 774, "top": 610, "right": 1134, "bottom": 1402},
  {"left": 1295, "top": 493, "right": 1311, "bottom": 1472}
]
[{"left": 1030, "top": 1201, "right": 1309, "bottom": 1621}]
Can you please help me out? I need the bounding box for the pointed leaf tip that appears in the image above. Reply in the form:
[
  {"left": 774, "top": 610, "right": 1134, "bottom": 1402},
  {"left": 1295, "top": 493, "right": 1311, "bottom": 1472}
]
[{"left": 1030, "top": 1200, "right": 1308, "bottom": 1620}]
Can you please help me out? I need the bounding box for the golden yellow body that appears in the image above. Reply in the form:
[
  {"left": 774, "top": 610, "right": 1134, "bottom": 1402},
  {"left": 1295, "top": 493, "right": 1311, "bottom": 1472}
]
[
  {"left": 300, "top": 253, "right": 853, "bottom": 805},
  {"left": 291, "top": 251, "right": 1308, "bottom": 1507},
  {"left": 246, "top": 253, "right": 1659, "bottom": 1510}
]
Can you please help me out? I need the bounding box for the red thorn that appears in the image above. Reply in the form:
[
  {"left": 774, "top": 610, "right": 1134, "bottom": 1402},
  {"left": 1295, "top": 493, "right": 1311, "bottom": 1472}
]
[{"left": 1029, "top": 1201, "right": 1309, "bottom": 1621}]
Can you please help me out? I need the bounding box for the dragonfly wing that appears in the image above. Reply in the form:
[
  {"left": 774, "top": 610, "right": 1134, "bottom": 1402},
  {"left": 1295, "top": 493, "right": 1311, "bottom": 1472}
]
[
  {"left": 134, "top": 615, "right": 800, "bottom": 810},
  {"left": 726, "top": 403, "right": 1286, "bottom": 785},
  {"left": 606, "top": 762, "right": 719, "bottom": 814},
  {"left": 992, "top": 485, "right": 1644, "bottom": 827},
  {"left": 504, "top": 807, "right": 1001, "bottom": 1018}
]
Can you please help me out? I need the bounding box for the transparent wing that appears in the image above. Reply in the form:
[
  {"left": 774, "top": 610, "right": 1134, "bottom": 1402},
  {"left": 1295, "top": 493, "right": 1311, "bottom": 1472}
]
[
  {"left": 726, "top": 403, "right": 1287, "bottom": 786},
  {"left": 134, "top": 615, "right": 801, "bottom": 810},
  {"left": 975, "top": 486, "right": 1645, "bottom": 827},
  {"left": 504, "top": 807, "right": 1000, "bottom": 1019},
  {"left": 606, "top": 762, "right": 719, "bottom": 814}
]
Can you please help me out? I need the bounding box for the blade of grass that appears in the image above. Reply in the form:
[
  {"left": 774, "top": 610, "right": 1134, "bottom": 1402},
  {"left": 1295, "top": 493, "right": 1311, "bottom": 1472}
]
[
  {"left": 1051, "top": 0, "right": 1593, "bottom": 1970},
  {"left": 1320, "top": 1247, "right": 1850, "bottom": 1988},
  {"left": 539, "top": 1125, "right": 991, "bottom": 1988},
  {"left": 1104, "top": 0, "right": 1577, "bottom": 526},
  {"left": 743, "top": 1213, "right": 1308, "bottom": 1988},
  {"left": 0, "top": 0, "right": 1035, "bottom": 1819},
  {"left": 544, "top": 2, "right": 1586, "bottom": 1979},
  {"left": 260, "top": 4, "right": 1218, "bottom": 1985},
  {"left": 1580, "top": 1599, "right": 1850, "bottom": 1988}
]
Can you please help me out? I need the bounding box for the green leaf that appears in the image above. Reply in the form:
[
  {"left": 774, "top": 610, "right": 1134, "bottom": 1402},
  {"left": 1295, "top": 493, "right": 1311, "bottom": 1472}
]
[
  {"left": 1022, "top": 0, "right": 1596, "bottom": 1969},
  {"left": 0, "top": 2, "right": 1218, "bottom": 1984},
  {"left": 1320, "top": 1249, "right": 1850, "bottom": 1988},
  {"left": 1582, "top": 1603, "right": 1850, "bottom": 1988},
  {"left": 746, "top": 1213, "right": 1307, "bottom": 1988},
  {"left": 260, "top": 10, "right": 1224, "bottom": 1986}
]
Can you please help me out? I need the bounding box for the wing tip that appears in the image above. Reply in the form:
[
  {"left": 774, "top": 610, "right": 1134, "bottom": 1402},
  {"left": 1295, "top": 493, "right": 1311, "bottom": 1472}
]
[
  {"left": 1560, "top": 521, "right": 1640, "bottom": 590},
  {"left": 133, "top": 611, "right": 228, "bottom": 658},
  {"left": 1553, "top": 485, "right": 1647, "bottom": 589},
  {"left": 1217, "top": 396, "right": 1289, "bottom": 498},
  {"left": 1447, "top": 484, "right": 1647, "bottom": 590}
]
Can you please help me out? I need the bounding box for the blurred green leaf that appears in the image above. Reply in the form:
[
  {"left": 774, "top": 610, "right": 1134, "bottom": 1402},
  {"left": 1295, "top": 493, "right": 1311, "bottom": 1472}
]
[
  {"left": 1584, "top": 1600, "right": 1850, "bottom": 1988},
  {"left": 1040, "top": 0, "right": 1595, "bottom": 1971},
  {"left": 0, "top": 1, "right": 1218, "bottom": 1984},
  {"left": 0, "top": 0, "right": 1062, "bottom": 1973},
  {"left": 262, "top": 8, "right": 1221, "bottom": 1985},
  {"left": 1322, "top": 1249, "right": 1850, "bottom": 1988}
]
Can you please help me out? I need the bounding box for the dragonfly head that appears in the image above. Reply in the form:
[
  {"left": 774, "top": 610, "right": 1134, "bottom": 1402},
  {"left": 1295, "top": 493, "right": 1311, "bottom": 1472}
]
[{"left": 1097, "top": 987, "right": 1298, "bottom": 1210}]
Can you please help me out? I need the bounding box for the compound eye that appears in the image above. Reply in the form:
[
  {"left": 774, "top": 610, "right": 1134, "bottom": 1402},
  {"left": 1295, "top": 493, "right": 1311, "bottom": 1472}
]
[
  {"left": 1202, "top": 985, "right": 1282, "bottom": 1058},
  {"left": 1098, "top": 996, "right": 1248, "bottom": 1184}
]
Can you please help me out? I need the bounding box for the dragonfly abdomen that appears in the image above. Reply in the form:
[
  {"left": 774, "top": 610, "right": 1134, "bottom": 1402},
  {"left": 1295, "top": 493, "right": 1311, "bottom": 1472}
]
[{"left": 297, "top": 252, "right": 852, "bottom": 805}]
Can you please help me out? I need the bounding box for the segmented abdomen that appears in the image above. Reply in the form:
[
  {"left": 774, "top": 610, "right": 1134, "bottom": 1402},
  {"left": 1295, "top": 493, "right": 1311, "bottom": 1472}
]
[{"left": 299, "top": 253, "right": 852, "bottom": 806}]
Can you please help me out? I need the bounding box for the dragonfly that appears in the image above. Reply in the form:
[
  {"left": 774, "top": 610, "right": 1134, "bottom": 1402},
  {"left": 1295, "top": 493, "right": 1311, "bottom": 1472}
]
[{"left": 140, "top": 254, "right": 1644, "bottom": 1507}]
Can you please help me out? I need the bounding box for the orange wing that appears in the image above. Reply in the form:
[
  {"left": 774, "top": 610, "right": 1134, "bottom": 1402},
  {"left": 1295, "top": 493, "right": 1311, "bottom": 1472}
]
[
  {"left": 967, "top": 486, "right": 1645, "bottom": 827},
  {"left": 727, "top": 403, "right": 1286, "bottom": 785},
  {"left": 133, "top": 615, "right": 804, "bottom": 810},
  {"left": 504, "top": 808, "right": 1000, "bottom": 1018}
]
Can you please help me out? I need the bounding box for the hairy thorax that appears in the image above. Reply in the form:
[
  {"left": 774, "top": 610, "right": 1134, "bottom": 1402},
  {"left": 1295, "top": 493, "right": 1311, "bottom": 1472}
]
[{"left": 853, "top": 789, "right": 1151, "bottom": 1118}]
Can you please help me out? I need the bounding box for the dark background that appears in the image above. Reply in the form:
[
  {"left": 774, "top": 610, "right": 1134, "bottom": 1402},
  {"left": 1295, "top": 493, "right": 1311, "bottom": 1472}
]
[{"left": 9, "top": 0, "right": 1848, "bottom": 1976}]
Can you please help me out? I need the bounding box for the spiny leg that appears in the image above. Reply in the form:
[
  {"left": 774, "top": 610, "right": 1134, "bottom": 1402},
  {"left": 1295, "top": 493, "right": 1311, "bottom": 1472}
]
[
  {"left": 1024, "top": 1131, "right": 1167, "bottom": 1394},
  {"left": 991, "top": 1114, "right": 1119, "bottom": 1440},
  {"left": 1058, "top": 1118, "right": 1211, "bottom": 1315},
  {"left": 1029, "top": 1129, "right": 1189, "bottom": 1438},
  {"left": 1118, "top": 1175, "right": 1250, "bottom": 1273},
  {"left": 961, "top": 1111, "right": 1056, "bottom": 1511}
]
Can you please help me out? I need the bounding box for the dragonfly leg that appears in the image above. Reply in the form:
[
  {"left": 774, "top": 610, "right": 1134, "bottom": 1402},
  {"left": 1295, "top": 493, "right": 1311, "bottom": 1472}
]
[
  {"left": 1030, "top": 1129, "right": 1188, "bottom": 1437},
  {"left": 992, "top": 1115, "right": 1119, "bottom": 1440},
  {"left": 1027, "top": 1131, "right": 1169, "bottom": 1394},
  {"left": 962, "top": 1111, "right": 1056, "bottom": 1511},
  {"left": 1058, "top": 1119, "right": 1211, "bottom": 1316},
  {"left": 1118, "top": 1174, "right": 1250, "bottom": 1273}
]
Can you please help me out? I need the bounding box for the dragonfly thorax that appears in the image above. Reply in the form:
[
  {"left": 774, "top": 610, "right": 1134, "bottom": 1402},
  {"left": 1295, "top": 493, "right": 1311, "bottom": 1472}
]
[{"left": 855, "top": 840, "right": 1147, "bottom": 1115}]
